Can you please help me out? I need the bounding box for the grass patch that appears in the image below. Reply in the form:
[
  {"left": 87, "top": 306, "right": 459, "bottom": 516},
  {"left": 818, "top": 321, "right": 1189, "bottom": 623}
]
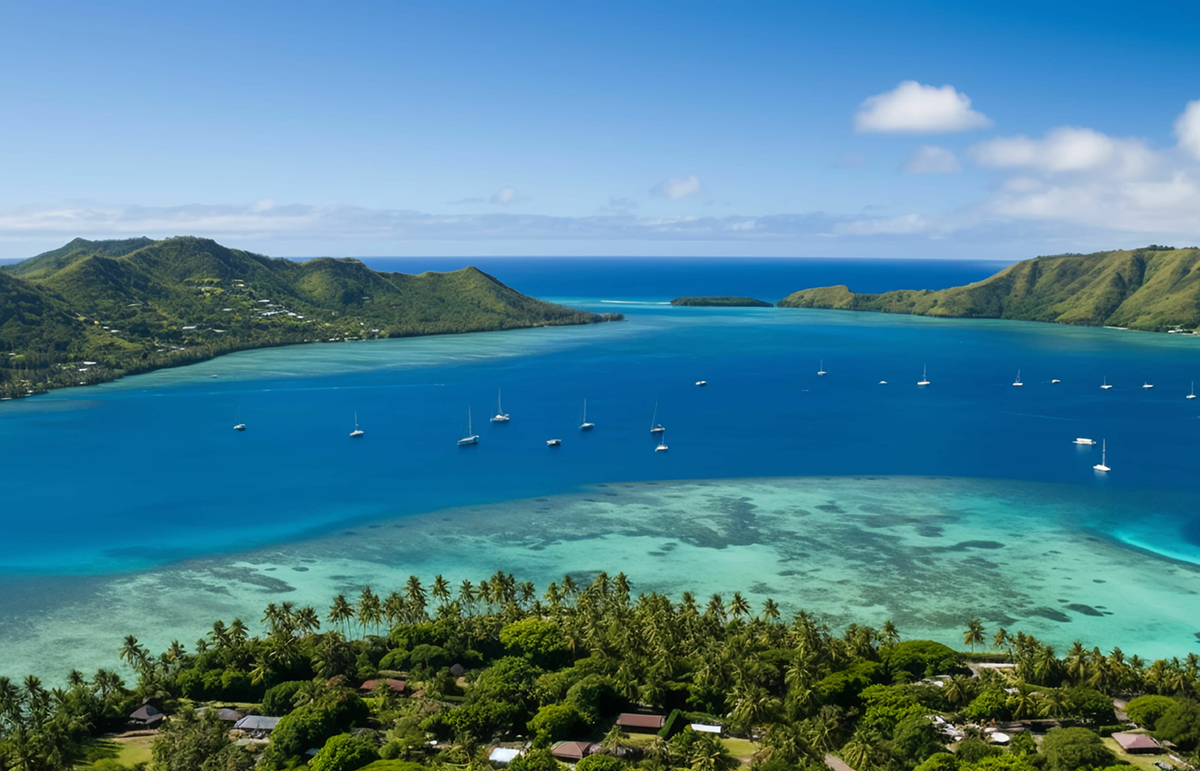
[
  {"left": 83, "top": 735, "right": 155, "bottom": 769},
  {"left": 721, "top": 738, "right": 758, "bottom": 764}
]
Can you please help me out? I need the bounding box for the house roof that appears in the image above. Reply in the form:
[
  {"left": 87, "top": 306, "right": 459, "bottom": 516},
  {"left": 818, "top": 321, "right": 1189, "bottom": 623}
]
[
  {"left": 551, "top": 742, "right": 595, "bottom": 760},
  {"left": 130, "top": 705, "right": 163, "bottom": 721},
  {"left": 489, "top": 748, "right": 523, "bottom": 763},
  {"left": 234, "top": 715, "right": 281, "bottom": 731},
  {"left": 1113, "top": 732, "right": 1161, "bottom": 751},
  {"left": 616, "top": 713, "right": 666, "bottom": 729},
  {"left": 360, "top": 678, "right": 407, "bottom": 692}
]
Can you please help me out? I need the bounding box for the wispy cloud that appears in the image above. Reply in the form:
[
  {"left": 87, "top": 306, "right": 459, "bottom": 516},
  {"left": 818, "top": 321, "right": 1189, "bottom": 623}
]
[
  {"left": 904, "top": 145, "right": 961, "bottom": 174},
  {"left": 489, "top": 187, "right": 519, "bottom": 206},
  {"left": 650, "top": 175, "right": 701, "bottom": 200},
  {"left": 855, "top": 81, "right": 992, "bottom": 134},
  {"left": 599, "top": 196, "right": 639, "bottom": 213}
]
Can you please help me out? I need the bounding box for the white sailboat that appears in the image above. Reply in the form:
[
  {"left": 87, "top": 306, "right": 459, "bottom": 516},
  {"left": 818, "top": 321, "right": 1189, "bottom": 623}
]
[
  {"left": 695, "top": 380, "right": 707, "bottom": 387},
  {"left": 350, "top": 411, "right": 364, "bottom": 438},
  {"left": 1092, "top": 439, "right": 1110, "bottom": 472},
  {"left": 580, "top": 399, "right": 594, "bottom": 431},
  {"left": 655, "top": 430, "right": 669, "bottom": 452},
  {"left": 547, "top": 438, "right": 561, "bottom": 447},
  {"left": 490, "top": 389, "right": 510, "bottom": 423},
  {"left": 457, "top": 408, "right": 479, "bottom": 446},
  {"left": 1012, "top": 370, "right": 1023, "bottom": 387},
  {"left": 650, "top": 401, "right": 665, "bottom": 434},
  {"left": 817, "top": 360, "right": 827, "bottom": 376},
  {"left": 1051, "top": 379, "right": 1061, "bottom": 384},
  {"left": 1101, "top": 377, "right": 1112, "bottom": 390},
  {"left": 1188, "top": 382, "right": 1196, "bottom": 400},
  {"left": 917, "top": 364, "right": 930, "bottom": 387},
  {"left": 1073, "top": 437, "right": 1097, "bottom": 446},
  {"left": 1143, "top": 381, "right": 1154, "bottom": 389},
  {"left": 233, "top": 408, "right": 246, "bottom": 432}
]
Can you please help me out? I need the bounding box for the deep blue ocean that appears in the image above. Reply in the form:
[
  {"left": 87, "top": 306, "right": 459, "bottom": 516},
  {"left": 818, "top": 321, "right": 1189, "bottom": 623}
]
[{"left": 2, "top": 257, "right": 1199, "bottom": 576}]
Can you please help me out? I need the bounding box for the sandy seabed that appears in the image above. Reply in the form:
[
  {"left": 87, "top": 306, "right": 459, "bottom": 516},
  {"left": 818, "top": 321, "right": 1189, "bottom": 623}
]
[{"left": 2, "top": 475, "right": 1198, "bottom": 681}]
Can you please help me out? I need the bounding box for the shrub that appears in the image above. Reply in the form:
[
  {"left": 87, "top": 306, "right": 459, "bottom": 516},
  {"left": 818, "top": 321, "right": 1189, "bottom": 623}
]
[
  {"left": 815, "top": 661, "right": 885, "bottom": 707},
  {"left": 576, "top": 756, "right": 628, "bottom": 771},
  {"left": 1063, "top": 687, "right": 1114, "bottom": 726},
  {"left": 914, "top": 754, "right": 959, "bottom": 771},
  {"left": 1155, "top": 700, "right": 1200, "bottom": 751},
  {"left": 263, "top": 681, "right": 308, "bottom": 717},
  {"left": 528, "top": 703, "right": 586, "bottom": 744},
  {"left": 309, "top": 735, "right": 380, "bottom": 771},
  {"left": 891, "top": 715, "right": 945, "bottom": 762},
  {"left": 1126, "top": 694, "right": 1178, "bottom": 730},
  {"left": 1039, "top": 727, "right": 1115, "bottom": 771},
  {"left": 500, "top": 619, "right": 570, "bottom": 667},
  {"left": 964, "top": 689, "right": 1011, "bottom": 722},
  {"left": 884, "top": 641, "right": 963, "bottom": 680},
  {"left": 954, "top": 738, "right": 1000, "bottom": 764}
]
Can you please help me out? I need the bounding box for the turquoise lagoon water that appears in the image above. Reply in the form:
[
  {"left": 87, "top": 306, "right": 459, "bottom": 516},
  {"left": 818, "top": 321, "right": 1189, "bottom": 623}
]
[{"left": 1, "top": 257, "right": 1199, "bottom": 678}]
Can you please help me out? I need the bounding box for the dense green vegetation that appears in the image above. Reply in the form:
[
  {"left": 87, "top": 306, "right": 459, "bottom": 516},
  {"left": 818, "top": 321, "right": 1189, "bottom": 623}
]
[
  {"left": 4, "top": 572, "right": 1200, "bottom": 771},
  {"left": 671, "top": 297, "right": 774, "bottom": 308},
  {"left": 0, "top": 237, "right": 620, "bottom": 399},
  {"left": 778, "top": 245, "right": 1200, "bottom": 333}
]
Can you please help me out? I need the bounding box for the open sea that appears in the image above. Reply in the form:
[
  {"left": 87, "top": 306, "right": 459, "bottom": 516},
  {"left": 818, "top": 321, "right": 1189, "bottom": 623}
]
[{"left": 2, "top": 256, "right": 1199, "bottom": 679}]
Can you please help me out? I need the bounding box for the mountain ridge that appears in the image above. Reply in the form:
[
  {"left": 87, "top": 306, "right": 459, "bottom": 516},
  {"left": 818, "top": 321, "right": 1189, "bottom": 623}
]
[
  {"left": 778, "top": 246, "right": 1200, "bottom": 332},
  {"left": 0, "top": 236, "right": 619, "bottom": 398}
]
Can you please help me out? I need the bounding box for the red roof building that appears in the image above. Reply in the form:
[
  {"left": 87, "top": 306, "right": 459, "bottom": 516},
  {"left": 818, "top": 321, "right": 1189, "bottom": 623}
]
[
  {"left": 1112, "top": 732, "right": 1161, "bottom": 753},
  {"left": 616, "top": 713, "right": 666, "bottom": 731},
  {"left": 359, "top": 678, "right": 407, "bottom": 693}
]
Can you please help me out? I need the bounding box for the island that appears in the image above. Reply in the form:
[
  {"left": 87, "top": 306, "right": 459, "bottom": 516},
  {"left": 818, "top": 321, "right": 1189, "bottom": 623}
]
[
  {"left": 671, "top": 296, "right": 773, "bottom": 307},
  {"left": 779, "top": 245, "right": 1200, "bottom": 333},
  {"left": 5, "top": 570, "right": 1199, "bottom": 771},
  {"left": 0, "top": 237, "right": 621, "bottom": 399}
]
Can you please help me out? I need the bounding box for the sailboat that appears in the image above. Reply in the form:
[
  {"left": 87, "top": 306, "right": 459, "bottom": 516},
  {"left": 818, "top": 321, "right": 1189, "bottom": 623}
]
[
  {"left": 546, "top": 438, "right": 561, "bottom": 447},
  {"left": 233, "top": 408, "right": 246, "bottom": 432},
  {"left": 817, "top": 360, "right": 827, "bottom": 376},
  {"left": 1072, "top": 437, "right": 1097, "bottom": 446},
  {"left": 650, "top": 401, "right": 665, "bottom": 434},
  {"left": 457, "top": 408, "right": 479, "bottom": 446},
  {"left": 1188, "top": 382, "right": 1196, "bottom": 400},
  {"left": 1100, "top": 377, "right": 1112, "bottom": 390},
  {"left": 918, "top": 364, "right": 930, "bottom": 387},
  {"left": 1012, "top": 370, "right": 1023, "bottom": 387},
  {"left": 655, "top": 430, "right": 669, "bottom": 452},
  {"left": 580, "top": 399, "right": 594, "bottom": 431},
  {"left": 490, "top": 389, "right": 510, "bottom": 423},
  {"left": 1143, "top": 381, "right": 1154, "bottom": 389},
  {"left": 1092, "top": 439, "right": 1110, "bottom": 472},
  {"left": 350, "top": 412, "right": 364, "bottom": 438}
]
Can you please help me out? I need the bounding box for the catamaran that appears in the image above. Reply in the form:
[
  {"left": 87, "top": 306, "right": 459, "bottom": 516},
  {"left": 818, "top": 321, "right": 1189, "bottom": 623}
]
[
  {"left": 580, "top": 399, "right": 594, "bottom": 431},
  {"left": 655, "top": 430, "right": 669, "bottom": 452},
  {"left": 817, "top": 360, "right": 827, "bottom": 376},
  {"left": 457, "top": 408, "right": 479, "bottom": 446},
  {"left": 490, "top": 389, "right": 510, "bottom": 423},
  {"left": 350, "top": 411, "right": 364, "bottom": 438},
  {"left": 918, "top": 365, "right": 930, "bottom": 386},
  {"left": 1012, "top": 370, "right": 1023, "bottom": 386},
  {"left": 233, "top": 408, "right": 246, "bottom": 432},
  {"left": 1093, "top": 439, "right": 1110, "bottom": 472},
  {"left": 650, "top": 401, "right": 665, "bottom": 434},
  {"left": 1101, "top": 377, "right": 1112, "bottom": 390},
  {"left": 1188, "top": 382, "right": 1196, "bottom": 400}
]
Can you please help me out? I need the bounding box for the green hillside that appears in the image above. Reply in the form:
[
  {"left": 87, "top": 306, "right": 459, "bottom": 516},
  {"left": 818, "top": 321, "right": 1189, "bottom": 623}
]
[
  {"left": 778, "top": 245, "right": 1200, "bottom": 332},
  {"left": 671, "top": 296, "right": 773, "bottom": 307},
  {"left": 0, "top": 237, "right": 619, "bottom": 398}
]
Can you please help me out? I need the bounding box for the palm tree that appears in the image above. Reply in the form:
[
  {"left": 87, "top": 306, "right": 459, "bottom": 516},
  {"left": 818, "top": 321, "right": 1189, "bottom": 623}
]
[
  {"left": 328, "top": 594, "right": 353, "bottom": 636},
  {"left": 357, "top": 587, "right": 382, "bottom": 637},
  {"left": 119, "top": 635, "right": 147, "bottom": 671},
  {"left": 993, "top": 627, "right": 1010, "bottom": 651},
  {"left": 962, "top": 618, "right": 985, "bottom": 652},
  {"left": 432, "top": 574, "right": 451, "bottom": 608}
]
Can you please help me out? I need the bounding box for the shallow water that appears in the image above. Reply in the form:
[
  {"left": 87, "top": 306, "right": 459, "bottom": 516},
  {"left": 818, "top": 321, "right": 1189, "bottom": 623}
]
[{"left": 2, "top": 257, "right": 1199, "bottom": 679}]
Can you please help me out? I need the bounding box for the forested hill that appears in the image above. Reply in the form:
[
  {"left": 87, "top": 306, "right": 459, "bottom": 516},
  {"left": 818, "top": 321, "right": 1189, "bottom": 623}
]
[
  {"left": 778, "top": 245, "right": 1200, "bottom": 332},
  {"left": 0, "top": 237, "right": 620, "bottom": 398}
]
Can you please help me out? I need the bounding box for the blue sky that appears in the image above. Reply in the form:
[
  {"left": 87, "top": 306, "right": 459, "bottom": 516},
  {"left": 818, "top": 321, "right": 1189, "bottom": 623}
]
[{"left": 2, "top": 0, "right": 1200, "bottom": 259}]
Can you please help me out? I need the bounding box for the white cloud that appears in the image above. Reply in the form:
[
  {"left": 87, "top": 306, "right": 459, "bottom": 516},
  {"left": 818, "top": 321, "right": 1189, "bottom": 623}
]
[
  {"left": 650, "top": 175, "right": 701, "bottom": 200},
  {"left": 971, "top": 126, "right": 1154, "bottom": 177},
  {"left": 904, "top": 145, "right": 961, "bottom": 174},
  {"left": 854, "top": 81, "right": 992, "bottom": 134},
  {"left": 489, "top": 187, "right": 518, "bottom": 206},
  {"left": 1175, "top": 99, "right": 1200, "bottom": 160}
]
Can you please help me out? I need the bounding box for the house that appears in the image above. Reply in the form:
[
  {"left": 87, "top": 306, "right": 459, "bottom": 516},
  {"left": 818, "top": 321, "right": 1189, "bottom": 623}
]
[
  {"left": 489, "top": 747, "right": 523, "bottom": 765},
  {"left": 1112, "top": 732, "right": 1162, "bottom": 753},
  {"left": 128, "top": 704, "right": 165, "bottom": 730},
  {"left": 233, "top": 715, "right": 281, "bottom": 738},
  {"left": 690, "top": 724, "right": 723, "bottom": 735},
  {"left": 360, "top": 678, "right": 407, "bottom": 694},
  {"left": 616, "top": 713, "right": 666, "bottom": 732},
  {"left": 551, "top": 742, "right": 597, "bottom": 762}
]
